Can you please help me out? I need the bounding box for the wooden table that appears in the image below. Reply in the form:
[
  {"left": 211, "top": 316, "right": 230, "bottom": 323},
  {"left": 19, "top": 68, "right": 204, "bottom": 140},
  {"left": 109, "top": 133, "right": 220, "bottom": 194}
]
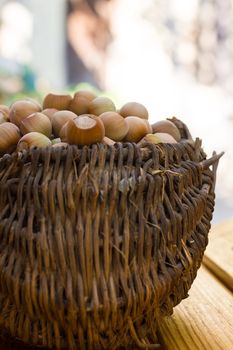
[
  {"left": 0, "top": 219, "right": 232, "bottom": 349},
  {"left": 159, "top": 218, "right": 233, "bottom": 350}
]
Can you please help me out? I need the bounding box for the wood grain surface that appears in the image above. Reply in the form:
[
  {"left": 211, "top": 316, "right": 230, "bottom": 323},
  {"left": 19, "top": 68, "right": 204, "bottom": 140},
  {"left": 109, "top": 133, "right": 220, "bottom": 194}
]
[
  {"left": 158, "top": 266, "right": 233, "bottom": 350},
  {"left": 203, "top": 218, "right": 233, "bottom": 291}
]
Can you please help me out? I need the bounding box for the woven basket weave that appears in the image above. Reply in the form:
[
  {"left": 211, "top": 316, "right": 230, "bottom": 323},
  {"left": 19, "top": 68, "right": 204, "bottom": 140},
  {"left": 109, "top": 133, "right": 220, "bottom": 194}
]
[{"left": 0, "top": 118, "right": 222, "bottom": 349}]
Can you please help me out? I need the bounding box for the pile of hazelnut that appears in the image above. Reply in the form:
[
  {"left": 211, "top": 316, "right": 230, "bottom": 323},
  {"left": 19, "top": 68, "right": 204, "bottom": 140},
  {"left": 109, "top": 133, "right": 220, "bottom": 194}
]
[{"left": 0, "top": 91, "right": 181, "bottom": 156}]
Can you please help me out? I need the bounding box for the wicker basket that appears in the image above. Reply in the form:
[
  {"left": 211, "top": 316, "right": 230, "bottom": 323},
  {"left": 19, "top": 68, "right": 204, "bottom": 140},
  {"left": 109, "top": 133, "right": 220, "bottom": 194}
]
[{"left": 0, "top": 118, "right": 222, "bottom": 349}]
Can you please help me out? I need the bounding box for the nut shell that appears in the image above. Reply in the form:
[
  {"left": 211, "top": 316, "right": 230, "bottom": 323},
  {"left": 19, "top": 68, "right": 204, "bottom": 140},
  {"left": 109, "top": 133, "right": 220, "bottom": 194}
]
[
  {"left": 68, "top": 96, "right": 90, "bottom": 115},
  {"left": 42, "top": 108, "right": 58, "bottom": 121},
  {"left": 99, "top": 112, "right": 128, "bottom": 141},
  {"left": 0, "top": 122, "right": 21, "bottom": 155},
  {"left": 43, "top": 93, "right": 72, "bottom": 110},
  {"left": 124, "top": 117, "right": 151, "bottom": 142},
  {"left": 0, "top": 112, "right": 8, "bottom": 125},
  {"left": 65, "top": 114, "right": 105, "bottom": 146},
  {"left": 120, "top": 102, "right": 149, "bottom": 120},
  {"left": 154, "top": 132, "right": 177, "bottom": 143},
  {"left": 74, "top": 90, "right": 96, "bottom": 101},
  {"left": 9, "top": 99, "right": 41, "bottom": 126},
  {"left": 17, "top": 132, "right": 52, "bottom": 151},
  {"left": 0, "top": 105, "right": 10, "bottom": 120},
  {"left": 102, "top": 136, "right": 116, "bottom": 146},
  {"left": 89, "top": 97, "right": 116, "bottom": 116},
  {"left": 151, "top": 120, "right": 181, "bottom": 141},
  {"left": 69, "top": 91, "right": 97, "bottom": 115},
  {"left": 20, "top": 112, "right": 52, "bottom": 137},
  {"left": 137, "top": 134, "right": 161, "bottom": 146},
  {"left": 52, "top": 110, "right": 77, "bottom": 137},
  {"left": 59, "top": 122, "right": 69, "bottom": 141}
]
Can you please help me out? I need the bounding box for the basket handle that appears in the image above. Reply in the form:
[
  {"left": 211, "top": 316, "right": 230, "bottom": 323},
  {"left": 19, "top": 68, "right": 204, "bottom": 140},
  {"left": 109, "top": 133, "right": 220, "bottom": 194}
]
[
  {"left": 200, "top": 151, "right": 224, "bottom": 170},
  {"left": 200, "top": 151, "right": 224, "bottom": 191},
  {"left": 168, "top": 117, "right": 194, "bottom": 140},
  {"left": 167, "top": 117, "right": 224, "bottom": 190}
]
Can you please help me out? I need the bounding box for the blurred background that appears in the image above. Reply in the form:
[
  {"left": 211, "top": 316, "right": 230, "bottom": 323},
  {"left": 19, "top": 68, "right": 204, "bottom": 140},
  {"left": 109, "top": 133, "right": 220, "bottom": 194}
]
[{"left": 0, "top": 0, "right": 232, "bottom": 223}]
